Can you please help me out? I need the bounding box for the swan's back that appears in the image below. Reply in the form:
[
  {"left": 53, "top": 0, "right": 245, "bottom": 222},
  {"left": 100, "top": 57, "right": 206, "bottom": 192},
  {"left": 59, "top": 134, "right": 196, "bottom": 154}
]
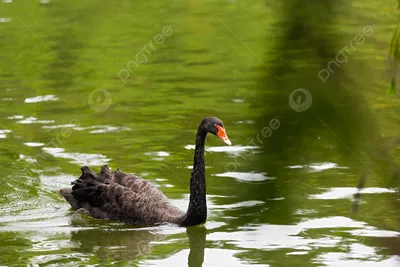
[{"left": 60, "top": 165, "right": 184, "bottom": 225}]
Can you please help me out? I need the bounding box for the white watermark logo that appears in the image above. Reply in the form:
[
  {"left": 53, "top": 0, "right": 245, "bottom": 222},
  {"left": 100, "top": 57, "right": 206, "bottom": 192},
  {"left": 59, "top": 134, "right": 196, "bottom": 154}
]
[
  {"left": 289, "top": 88, "right": 312, "bottom": 112},
  {"left": 88, "top": 88, "right": 112, "bottom": 112}
]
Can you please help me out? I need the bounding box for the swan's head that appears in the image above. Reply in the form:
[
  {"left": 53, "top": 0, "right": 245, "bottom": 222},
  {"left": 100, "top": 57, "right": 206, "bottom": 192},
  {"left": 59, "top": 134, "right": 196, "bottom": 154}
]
[{"left": 202, "top": 117, "right": 232, "bottom": 146}]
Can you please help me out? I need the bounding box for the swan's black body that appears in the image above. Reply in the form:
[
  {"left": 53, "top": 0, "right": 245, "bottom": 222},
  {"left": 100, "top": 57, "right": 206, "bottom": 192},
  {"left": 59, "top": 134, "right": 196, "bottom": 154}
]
[{"left": 60, "top": 117, "right": 230, "bottom": 226}]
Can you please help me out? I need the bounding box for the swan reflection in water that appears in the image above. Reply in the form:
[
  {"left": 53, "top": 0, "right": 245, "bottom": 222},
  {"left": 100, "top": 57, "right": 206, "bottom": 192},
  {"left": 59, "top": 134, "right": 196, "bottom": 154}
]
[
  {"left": 187, "top": 226, "right": 206, "bottom": 267},
  {"left": 69, "top": 224, "right": 207, "bottom": 266},
  {"left": 70, "top": 228, "right": 163, "bottom": 261}
]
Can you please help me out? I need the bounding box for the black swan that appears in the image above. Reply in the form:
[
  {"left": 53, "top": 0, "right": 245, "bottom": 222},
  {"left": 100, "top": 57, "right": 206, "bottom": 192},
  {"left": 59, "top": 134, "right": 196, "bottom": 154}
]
[{"left": 60, "top": 116, "right": 231, "bottom": 226}]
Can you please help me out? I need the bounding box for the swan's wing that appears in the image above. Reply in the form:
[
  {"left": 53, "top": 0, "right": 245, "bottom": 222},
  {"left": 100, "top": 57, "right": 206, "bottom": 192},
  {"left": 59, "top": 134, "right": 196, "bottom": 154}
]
[
  {"left": 70, "top": 178, "right": 183, "bottom": 225},
  {"left": 107, "top": 168, "right": 169, "bottom": 202},
  {"left": 93, "top": 165, "right": 165, "bottom": 199},
  {"left": 62, "top": 166, "right": 183, "bottom": 225},
  {"left": 80, "top": 165, "right": 141, "bottom": 186}
]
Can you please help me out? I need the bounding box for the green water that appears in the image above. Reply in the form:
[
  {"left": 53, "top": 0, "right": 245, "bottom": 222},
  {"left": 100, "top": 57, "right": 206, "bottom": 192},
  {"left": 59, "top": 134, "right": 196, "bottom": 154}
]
[{"left": 0, "top": 0, "right": 399, "bottom": 266}]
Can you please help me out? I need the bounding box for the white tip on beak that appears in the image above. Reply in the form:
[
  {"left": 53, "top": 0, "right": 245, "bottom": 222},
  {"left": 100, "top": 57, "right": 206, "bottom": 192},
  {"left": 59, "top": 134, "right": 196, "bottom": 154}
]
[{"left": 224, "top": 138, "right": 232, "bottom": 146}]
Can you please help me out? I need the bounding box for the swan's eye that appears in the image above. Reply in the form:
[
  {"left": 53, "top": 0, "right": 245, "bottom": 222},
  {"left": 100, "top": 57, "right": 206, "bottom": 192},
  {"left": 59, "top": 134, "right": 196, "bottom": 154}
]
[{"left": 214, "top": 124, "right": 231, "bottom": 146}]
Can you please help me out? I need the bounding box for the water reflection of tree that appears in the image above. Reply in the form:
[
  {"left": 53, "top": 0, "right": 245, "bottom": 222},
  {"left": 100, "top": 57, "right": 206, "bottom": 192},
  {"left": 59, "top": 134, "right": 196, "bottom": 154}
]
[{"left": 250, "top": 0, "right": 399, "bottom": 256}]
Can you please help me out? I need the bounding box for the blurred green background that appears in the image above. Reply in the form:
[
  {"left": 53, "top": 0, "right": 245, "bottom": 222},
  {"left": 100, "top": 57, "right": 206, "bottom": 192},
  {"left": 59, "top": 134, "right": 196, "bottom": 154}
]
[{"left": 0, "top": 0, "right": 399, "bottom": 266}]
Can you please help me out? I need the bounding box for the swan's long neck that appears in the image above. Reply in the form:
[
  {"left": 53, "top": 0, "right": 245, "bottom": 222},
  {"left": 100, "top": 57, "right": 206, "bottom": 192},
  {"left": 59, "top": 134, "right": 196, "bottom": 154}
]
[{"left": 181, "top": 127, "right": 207, "bottom": 226}]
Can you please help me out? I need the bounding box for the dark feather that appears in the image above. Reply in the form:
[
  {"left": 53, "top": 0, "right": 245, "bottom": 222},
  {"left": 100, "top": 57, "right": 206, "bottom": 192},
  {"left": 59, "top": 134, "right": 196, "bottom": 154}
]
[{"left": 60, "top": 165, "right": 184, "bottom": 225}]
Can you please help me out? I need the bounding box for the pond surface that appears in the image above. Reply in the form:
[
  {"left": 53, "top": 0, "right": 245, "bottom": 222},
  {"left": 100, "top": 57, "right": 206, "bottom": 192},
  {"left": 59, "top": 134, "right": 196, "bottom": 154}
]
[{"left": 0, "top": 0, "right": 399, "bottom": 266}]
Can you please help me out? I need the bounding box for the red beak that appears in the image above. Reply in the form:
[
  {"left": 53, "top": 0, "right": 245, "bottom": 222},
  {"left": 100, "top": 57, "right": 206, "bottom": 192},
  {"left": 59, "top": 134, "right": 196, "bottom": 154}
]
[{"left": 216, "top": 125, "right": 232, "bottom": 145}]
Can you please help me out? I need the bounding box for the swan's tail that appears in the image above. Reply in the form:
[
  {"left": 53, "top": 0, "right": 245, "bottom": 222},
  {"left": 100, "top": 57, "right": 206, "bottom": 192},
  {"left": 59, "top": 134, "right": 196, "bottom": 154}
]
[
  {"left": 59, "top": 188, "right": 81, "bottom": 210},
  {"left": 59, "top": 165, "right": 110, "bottom": 212},
  {"left": 71, "top": 178, "right": 102, "bottom": 204},
  {"left": 70, "top": 175, "right": 124, "bottom": 220},
  {"left": 59, "top": 165, "right": 137, "bottom": 220},
  {"left": 59, "top": 167, "right": 94, "bottom": 210}
]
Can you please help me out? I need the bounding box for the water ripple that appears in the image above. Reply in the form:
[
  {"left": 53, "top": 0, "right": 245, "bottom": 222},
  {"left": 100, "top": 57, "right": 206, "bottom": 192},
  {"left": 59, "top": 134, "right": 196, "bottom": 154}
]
[
  {"left": 43, "top": 147, "right": 110, "bottom": 166},
  {"left": 24, "top": 142, "right": 45, "bottom": 147},
  {"left": 310, "top": 187, "right": 397, "bottom": 200},
  {"left": 16, "top": 116, "right": 55, "bottom": 124},
  {"left": 0, "top": 129, "right": 11, "bottom": 138},
  {"left": 213, "top": 172, "right": 274, "bottom": 182},
  {"left": 185, "top": 144, "right": 258, "bottom": 154},
  {"left": 24, "top": 95, "right": 59, "bottom": 103}
]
